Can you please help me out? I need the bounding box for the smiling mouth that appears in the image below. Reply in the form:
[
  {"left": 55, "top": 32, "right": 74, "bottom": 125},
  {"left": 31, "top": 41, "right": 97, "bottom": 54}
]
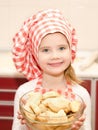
[{"left": 48, "top": 62, "right": 63, "bottom": 67}]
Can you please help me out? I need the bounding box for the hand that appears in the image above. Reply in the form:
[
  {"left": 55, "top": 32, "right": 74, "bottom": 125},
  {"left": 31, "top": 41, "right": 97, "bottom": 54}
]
[
  {"left": 17, "top": 111, "right": 32, "bottom": 130},
  {"left": 71, "top": 102, "right": 86, "bottom": 130},
  {"left": 71, "top": 114, "right": 85, "bottom": 130},
  {"left": 17, "top": 111, "right": 26, "bottom": 124}
]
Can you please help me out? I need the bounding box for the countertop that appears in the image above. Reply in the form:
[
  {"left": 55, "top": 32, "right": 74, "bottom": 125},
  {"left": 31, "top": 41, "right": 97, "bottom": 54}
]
[
  {"left": 0, "top": 51, "right": 24, "bottom": 78},
  {"left": 0, "top": 51, "right": 98, "bottom": 78}
]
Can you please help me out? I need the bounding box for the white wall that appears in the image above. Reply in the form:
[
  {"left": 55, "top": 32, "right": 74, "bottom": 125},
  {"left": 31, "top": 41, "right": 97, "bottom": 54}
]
[{"left": 0, "top": 0, "right": 98, "bottom": 51}]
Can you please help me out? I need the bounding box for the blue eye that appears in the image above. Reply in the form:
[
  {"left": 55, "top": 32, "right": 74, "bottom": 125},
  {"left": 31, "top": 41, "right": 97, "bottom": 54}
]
[
  {"left": 42, "top": 48, "right": 49, "bottom": 52},
  {"left": 59, "top": 47, "right": 65, "bottom": 50}
]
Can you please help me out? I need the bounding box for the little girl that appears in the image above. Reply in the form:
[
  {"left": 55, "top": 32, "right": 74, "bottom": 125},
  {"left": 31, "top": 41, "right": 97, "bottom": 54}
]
[{"left": 12, "top": 9, "right": 91, "bottom": 130}]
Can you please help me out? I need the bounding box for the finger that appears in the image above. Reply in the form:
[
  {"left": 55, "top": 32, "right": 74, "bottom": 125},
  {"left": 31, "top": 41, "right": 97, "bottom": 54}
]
[
  {"left": 22, "top": 98, "right": 26, "bottom": 104},
  {"left": 71, "top": 125, "right": 80, "bottom": 130},
  {"left": 21, "top": 119, "right": 26, "bottom": 124},
  {"left": 17, "top": 114, "right": 23, "bottom": 119},
  {"left": 17, "top": 111, "right": 22, "bottom": 117},
  {"left": 71, "top": 122, "right": 82, "bottom": 130},
  {"left": 71, "top": 115, "right": 85, "bottom": 130},
  {"left": 83, "top": 103, "right": 86, "bottom": 109},
  {"left": 75, "top": 120, "right": 83, "bottom": 126},
  {"left": 78, "top": 114, "right": 86, "bottom": 122},
  {"left": 72, "top": 120, "right": 84, "bottom": 130},
  {"left": 17, "top": 111, "right": 21, "bottom": 115}
]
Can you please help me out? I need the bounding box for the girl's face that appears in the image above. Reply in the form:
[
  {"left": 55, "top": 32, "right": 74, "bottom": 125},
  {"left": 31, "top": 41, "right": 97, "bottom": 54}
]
[{"left": 38, "top": 32, "right": 72, "bottom": 76}]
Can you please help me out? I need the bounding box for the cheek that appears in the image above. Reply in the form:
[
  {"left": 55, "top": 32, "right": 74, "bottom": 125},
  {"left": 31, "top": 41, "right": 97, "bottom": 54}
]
[
  {"left": 38, "top": 59, "right": 47, "bottom": 72},
  {"left": 68, "top": 53, "right": 72, "bottom": 61},
  {"left": 64, "top": 51, "right": 72, "bottom": 64},
  {"left": 37, "top": 55, "right": 46, "bottom": 68},
  {"left": 64, "top": 50, "right": 72, "bottom": 59}
]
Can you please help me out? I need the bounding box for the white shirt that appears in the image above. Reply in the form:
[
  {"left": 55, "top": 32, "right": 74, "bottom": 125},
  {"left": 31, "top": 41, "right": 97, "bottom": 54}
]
[{"left": 12, "top": 78, "right": 91, "bottom": 130}]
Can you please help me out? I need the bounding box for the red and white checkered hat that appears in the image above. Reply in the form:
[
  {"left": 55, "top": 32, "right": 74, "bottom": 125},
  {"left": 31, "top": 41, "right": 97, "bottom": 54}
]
[{"left": 12, "top": 9, "right": 78, "bottom": 80}]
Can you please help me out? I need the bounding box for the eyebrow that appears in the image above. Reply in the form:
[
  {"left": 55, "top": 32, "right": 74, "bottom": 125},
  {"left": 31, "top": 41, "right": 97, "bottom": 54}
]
[{"left": 39, "top": 46, "right": 50, "bottom": 49}]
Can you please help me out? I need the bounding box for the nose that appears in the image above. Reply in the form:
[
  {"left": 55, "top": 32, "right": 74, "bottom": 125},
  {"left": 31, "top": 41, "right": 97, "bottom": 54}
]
[{"left": 51, "top": 51, "right": 60, "bottom": 59}]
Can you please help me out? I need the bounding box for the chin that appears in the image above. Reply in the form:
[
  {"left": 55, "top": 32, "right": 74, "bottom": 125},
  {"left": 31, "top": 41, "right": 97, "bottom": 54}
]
[{"left": 49, "top": 71, "right": 64, "bottom": 77}]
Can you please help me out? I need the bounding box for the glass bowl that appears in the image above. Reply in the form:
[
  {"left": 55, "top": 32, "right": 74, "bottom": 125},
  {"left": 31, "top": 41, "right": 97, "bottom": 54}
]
[{"left": 19, "top": 89, "right": 84, "bottom": 130}]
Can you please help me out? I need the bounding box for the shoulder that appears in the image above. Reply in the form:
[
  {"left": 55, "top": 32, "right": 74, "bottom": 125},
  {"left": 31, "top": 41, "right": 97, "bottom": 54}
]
[
  {"left": 73, "top": 84, "right": 89, "bottom": 94},
  {"left": 72, "top": 84, "right": 91, "bottom": 102},
  {"left": 15, "top": 78, "right": 38, "bottom": 98}
]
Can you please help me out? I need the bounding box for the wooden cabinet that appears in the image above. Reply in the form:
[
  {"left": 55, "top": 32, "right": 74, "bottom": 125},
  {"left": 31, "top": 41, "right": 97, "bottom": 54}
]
[
  {"left": 80, "top": 78, "right": 98, "bottom": 130},
  {"left": 81, "top": 79, "right": 92, "bottom": 94},
  {"left": 0, "top": 120, "right": 13, "bottom": 130},
  {"left": 0, "top": 77, "right": 28, "bottom": 130}
]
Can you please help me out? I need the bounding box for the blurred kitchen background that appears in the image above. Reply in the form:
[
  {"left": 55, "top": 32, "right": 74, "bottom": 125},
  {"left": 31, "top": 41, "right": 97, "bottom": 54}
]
[
  {"left": 0, "top": 0, "right": 98, "bottom": 50},
  {"left": 0, "top": 0, "right": 98, "bottom": 130}
]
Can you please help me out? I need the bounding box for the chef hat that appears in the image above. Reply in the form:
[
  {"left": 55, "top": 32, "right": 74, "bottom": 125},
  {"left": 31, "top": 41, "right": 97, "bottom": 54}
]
[{"left": 12, "top": 9, "right": 78, "bottom": 80}]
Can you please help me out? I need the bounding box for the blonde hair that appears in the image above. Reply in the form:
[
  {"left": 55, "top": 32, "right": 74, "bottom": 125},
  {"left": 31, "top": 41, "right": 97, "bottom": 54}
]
[{"left": 64, "top": 64, "right": 82, "bottom": 85}]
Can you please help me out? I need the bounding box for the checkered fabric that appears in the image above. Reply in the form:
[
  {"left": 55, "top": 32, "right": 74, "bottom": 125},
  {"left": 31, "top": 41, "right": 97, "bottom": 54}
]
[
  {"left": 34, "top": 85, "right": 75, "bottom": 99},
  {"left": 12, "top": 9, "right": 78, "bottom": 80}
]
